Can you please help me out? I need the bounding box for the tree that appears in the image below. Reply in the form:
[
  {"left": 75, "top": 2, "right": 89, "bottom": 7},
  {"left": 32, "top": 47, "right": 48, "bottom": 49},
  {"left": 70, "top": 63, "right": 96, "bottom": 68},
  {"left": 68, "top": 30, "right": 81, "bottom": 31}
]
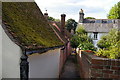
[
  {"left": 65, "top": 19, "right": 77, "bottom": 32},
  {"left": 48, "top": 16, "right": 55, "bottom": 21},
  {"left": 107, "top": 1, "right": 120, "bottom": 19},
  {"left": 85, "top": 17, "right": 95, "bottom": 19},
  {"left": 76, "top": 25, "right": 87, "bottom": 34},
  {"left": 55, "top": 19, "right": 60, "bottom": 22}
]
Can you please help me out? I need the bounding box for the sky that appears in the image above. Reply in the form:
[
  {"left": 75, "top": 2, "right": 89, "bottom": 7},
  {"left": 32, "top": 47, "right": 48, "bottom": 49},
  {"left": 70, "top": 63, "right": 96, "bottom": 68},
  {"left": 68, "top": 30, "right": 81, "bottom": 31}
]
[{"left": 35, "top": 0, "right": 119, "bottom": 21}]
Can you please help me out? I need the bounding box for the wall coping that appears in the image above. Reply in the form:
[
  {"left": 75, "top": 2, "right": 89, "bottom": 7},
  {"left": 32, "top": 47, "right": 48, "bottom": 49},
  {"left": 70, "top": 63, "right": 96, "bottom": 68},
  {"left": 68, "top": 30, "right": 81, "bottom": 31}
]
[{"left": 81, "top": 51, "right": 120, "bottom": 61}]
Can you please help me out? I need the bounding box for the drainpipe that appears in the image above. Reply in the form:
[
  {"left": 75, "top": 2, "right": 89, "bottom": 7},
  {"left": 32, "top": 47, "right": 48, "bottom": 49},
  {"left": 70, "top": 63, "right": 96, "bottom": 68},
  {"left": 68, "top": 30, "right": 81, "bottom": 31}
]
[{"left": 20, "top": 48, "right": 29, "bottom": 80}]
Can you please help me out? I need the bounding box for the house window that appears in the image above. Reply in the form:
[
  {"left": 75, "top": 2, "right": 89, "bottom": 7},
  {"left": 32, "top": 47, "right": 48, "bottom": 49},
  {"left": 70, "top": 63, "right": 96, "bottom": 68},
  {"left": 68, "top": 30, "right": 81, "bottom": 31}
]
[
  {"left": 93, "top": 32, "right": 98, "bottom": 40},
  {"left": 102, "top": 20, "right": 107, "bottom": 23},
  {"left": 108, "top": 20, "right": 112, "bottom": 23}
]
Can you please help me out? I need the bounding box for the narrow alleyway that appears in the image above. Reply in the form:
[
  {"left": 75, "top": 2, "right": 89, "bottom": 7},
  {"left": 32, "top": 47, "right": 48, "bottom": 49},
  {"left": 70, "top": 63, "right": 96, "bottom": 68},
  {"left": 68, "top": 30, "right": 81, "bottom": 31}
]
[{"left": 59, "top": 55, "right": 80, "bottom": 79}]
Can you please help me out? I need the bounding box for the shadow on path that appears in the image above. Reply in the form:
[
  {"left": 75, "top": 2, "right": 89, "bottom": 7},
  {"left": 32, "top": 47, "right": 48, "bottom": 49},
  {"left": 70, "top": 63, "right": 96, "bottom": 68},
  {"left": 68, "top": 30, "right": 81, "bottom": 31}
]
[{"left": 59, "top": 55, "right": 80, "bottom": 79}]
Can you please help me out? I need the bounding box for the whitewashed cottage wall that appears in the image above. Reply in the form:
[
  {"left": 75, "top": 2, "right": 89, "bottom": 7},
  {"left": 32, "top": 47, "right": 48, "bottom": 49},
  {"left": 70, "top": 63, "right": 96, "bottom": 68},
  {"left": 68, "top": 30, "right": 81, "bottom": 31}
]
[
  {"left": 0, "top": 1, "right": 2, "bottom": 79},
  {"left": 28, "top": 48, "right": 60, "bottom": 78},
  {"left": 0, "top": 25, "right": 2, "bottom": 79},
  {"left": 2, "top": 27, "right": 22, "bottom": 78},
  {"left": 88, "top": 32, "right": 108, "bottom": 47}
]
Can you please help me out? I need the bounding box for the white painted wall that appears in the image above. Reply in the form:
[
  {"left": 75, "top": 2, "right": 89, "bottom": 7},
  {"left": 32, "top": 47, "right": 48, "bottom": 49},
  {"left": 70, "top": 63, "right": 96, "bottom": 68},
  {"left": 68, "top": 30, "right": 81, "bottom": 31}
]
[
  {"left": 0, "top": 2, "right": 2, "bottom": 79},
  {"left": 28, "top": 48, "right": 60, "bottom": 78},
  {"left": 2, "top": 27, "right": 22, "bottom": 78},
  {"left": 88, "top": 32, "right": 108, "bottom": 47},
  {"left": 0, "top": 25, "right": 2, "bottom": 80}
]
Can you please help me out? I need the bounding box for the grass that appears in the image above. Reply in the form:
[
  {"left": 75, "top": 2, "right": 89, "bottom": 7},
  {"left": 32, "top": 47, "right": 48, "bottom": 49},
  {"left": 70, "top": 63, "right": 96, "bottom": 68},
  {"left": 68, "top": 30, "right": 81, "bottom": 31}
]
[{"left": 2, "top": 2, "right": 63, "bottom": 48}]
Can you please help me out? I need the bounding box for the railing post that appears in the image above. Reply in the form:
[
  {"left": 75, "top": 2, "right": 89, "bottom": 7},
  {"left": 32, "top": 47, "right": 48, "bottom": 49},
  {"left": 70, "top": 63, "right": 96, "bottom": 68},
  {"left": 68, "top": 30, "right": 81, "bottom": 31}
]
[{"left": 20, "top": 50, "right": 29, "bottom": 80}]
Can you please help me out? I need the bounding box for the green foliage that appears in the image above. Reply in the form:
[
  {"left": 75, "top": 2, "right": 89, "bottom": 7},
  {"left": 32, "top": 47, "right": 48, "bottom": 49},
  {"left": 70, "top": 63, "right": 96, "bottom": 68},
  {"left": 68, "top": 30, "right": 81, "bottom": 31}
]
[
  {"left": 77, "top": 34, "right": 96, "bottom": 51},
  {"left": 85, "top": 17, "right": 95, "bottom": 19},
  {"left": 96, "top": 47, "right": 120, "bottom": 59},
  {"left": 97, "top": 29, "right": 120, "bottom": 48},
  {"left": 97, "top": 35, "right": 111, "bottom": 49},
  {"left": 107, "top": 1, "right": 120, "bottom": 19},
  {"left": 55, "top": 19, "right": 60, "bottom": 22},
  {"left": 76, "top": 25, "right": 87, "bottom": 34},
  {"left": 70, "top": 26, "right": 96, "bottom": 51},
  {"left": 65, "top": 18, "right": 78, "bottom": 32},
  {"left": 48, "top": 16, "right": 55, "bottom": 21},
  {"left": 78, "top": 42, "right": 96, "bottom": 51},
  {"left": 2, "top": 2, "right": 63, "bottom": 48},
  {"left": 70, "top": 35, "right": 80, "bottom": 48},
  {"left": 96, "top": 29, "right": 120, "bottom": 59}
]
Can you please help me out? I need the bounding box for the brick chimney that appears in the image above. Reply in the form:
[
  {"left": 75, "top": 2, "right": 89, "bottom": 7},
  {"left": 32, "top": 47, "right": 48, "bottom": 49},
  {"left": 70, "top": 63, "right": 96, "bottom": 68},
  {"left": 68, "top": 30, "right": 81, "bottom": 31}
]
[
  {"left": 61, "top": 14, "right": 66, "bottom": 35},
  {"left": 44, "top": 10, "right": 48, "bottom": 20}
]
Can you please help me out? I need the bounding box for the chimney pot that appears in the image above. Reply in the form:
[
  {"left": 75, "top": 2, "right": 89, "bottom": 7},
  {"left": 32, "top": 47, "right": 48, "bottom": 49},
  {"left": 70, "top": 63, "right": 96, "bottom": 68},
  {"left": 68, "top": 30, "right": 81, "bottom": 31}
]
[{"left": 61, "top": 14, "right": 66, "bottom": 17}]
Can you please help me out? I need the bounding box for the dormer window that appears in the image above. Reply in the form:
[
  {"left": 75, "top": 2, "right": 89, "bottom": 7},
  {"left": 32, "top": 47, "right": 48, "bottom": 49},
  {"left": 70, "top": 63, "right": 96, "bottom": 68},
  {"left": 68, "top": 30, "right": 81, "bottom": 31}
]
[
  {"left": 102, "top": 20, "right": 107, "bottom": 23},
  {"left": 93, "top": 32, "right": 98, "bottom": 40},
  {"left": 95, "top": 20, "right": 101, "bottom": 23}
]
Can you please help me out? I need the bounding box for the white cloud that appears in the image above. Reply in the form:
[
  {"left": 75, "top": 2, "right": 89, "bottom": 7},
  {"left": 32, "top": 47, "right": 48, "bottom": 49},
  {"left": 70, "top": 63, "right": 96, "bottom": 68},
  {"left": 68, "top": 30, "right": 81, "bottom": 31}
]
[{"left": 35, "top": 0, "right": 120, "bottom": 21}]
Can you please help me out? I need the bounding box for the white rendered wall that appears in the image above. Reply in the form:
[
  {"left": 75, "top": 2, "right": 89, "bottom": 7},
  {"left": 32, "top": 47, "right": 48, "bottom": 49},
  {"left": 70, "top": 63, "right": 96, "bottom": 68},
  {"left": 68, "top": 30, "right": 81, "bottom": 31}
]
[
  {"left": 0, "top": 1, "right": 2, "bottom": 79},
  {"left": 88, "top": 32, "right": 108, "bottom": 47},
  {"left": 2, "top": 27, "right": 22, "bottom": 78},
  {"left": 28, "top": 48, "right": 60, "bottom": 78},
  {"left": 0, "top": 30, "right": 1, "bottom": 79}
]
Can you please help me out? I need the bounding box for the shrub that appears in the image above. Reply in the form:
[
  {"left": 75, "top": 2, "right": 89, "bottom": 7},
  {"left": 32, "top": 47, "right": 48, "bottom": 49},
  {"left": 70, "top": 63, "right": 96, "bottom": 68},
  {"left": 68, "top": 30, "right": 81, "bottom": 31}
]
[
  {"left": 70, "top": 35, "right": 80, "bottom": 48},
  {"left": 78, "top": 42, "right": 96, "bottom": 51},
  {"left": 70, "top": 25, "right": 96, "bottom": 51},
  {"left": 96, "top": 47, "right": 120, "bottom": 59},
  {"left": 96, "top": 29, "right": 120, "bottom": 59}
]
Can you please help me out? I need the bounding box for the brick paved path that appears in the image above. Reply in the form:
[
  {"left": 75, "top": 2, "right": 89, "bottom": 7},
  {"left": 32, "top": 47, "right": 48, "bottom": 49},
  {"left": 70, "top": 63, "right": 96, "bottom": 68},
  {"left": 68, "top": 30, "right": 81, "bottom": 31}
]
[{"left": 60, "top": 55, "right": 80, "bottom": 79}]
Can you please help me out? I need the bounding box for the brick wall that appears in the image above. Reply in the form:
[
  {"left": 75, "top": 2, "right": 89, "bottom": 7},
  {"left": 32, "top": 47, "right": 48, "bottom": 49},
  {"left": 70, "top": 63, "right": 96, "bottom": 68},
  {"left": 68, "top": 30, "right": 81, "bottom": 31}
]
[
  {"left": 59, "top": 48, "right": 66, "bottom": 76},
  {"left": 77, "top": 51, "right": 120, "bottom": 79}
]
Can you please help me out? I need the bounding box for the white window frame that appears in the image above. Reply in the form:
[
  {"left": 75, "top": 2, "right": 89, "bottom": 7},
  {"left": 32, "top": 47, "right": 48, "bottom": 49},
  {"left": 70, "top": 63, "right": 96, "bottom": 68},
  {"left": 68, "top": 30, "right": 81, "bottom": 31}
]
[{"left": 93, "top": 32, "right": 98, "bottom": 40}]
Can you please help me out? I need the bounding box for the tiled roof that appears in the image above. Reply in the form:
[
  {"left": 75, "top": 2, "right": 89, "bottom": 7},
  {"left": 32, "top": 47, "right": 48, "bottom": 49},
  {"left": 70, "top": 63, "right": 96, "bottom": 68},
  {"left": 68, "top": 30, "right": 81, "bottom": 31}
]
[
  {"left": 83, "top": 19, "right": 120, "bottom": 23},
  {"left": 2, "top": 2, "right": 64, "bottom": 50},
  {"left": 82, "top": 23, "right": 113, "bottom": 32},
  {"left": 77, "top": 19, "right": 120, "bottom": 32}
]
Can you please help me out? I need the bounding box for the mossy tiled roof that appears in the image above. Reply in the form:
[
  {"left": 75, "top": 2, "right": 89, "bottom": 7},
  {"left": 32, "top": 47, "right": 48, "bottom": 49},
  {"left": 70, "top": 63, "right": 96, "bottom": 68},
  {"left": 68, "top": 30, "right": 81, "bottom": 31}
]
[{"left": 2, "top": 2, "right": 63, "bottom": 49}]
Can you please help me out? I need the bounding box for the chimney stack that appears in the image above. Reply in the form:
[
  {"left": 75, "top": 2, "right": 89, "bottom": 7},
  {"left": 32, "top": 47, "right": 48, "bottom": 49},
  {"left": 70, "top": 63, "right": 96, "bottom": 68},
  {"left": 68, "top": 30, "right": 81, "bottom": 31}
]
[
  {"left": 79, "top": 9, "right": 84, "bottom": 23},
  {"left": 61, "top": 14, "right": 66, "bottom": 35},
  {"left": 44, "top": 10, "right": 48, "bottom": 20}
]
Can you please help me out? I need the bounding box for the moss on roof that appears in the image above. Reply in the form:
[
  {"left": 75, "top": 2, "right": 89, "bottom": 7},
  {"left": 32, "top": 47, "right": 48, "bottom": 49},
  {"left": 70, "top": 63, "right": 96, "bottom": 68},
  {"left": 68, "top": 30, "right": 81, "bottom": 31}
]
[{"left": 2, "top": 2, "right": 63, "bottom": 49}]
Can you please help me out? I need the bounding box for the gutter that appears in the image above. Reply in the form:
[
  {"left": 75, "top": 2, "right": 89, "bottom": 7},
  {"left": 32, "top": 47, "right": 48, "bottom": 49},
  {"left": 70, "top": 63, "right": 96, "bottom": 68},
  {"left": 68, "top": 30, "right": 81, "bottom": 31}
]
[{"left": 26, "top": 45, "right": 64, "bottom": 55}]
